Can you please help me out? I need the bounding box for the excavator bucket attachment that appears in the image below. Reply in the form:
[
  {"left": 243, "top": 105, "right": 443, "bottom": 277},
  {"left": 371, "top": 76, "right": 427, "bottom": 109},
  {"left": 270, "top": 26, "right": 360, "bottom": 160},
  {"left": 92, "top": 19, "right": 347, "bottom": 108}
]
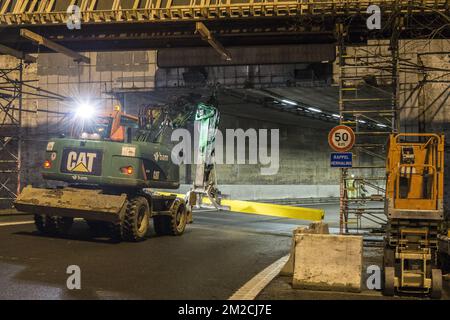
[{"left": 14, "top": 186, "right": 127, "bottom": 222}]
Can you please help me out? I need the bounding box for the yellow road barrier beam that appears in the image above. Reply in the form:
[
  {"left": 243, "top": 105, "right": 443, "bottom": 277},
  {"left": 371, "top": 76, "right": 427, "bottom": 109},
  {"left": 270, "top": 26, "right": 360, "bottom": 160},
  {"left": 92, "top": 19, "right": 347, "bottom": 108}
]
[{"left": 157, "top": 193, "right": 324, "bottom": 222}]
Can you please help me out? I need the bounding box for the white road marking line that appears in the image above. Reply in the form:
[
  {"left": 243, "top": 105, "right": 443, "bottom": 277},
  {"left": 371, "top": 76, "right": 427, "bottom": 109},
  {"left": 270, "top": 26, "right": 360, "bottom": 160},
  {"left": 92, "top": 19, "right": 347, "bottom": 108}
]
[
  {"left": 0, "top": 221, "right": 34, "bottom": 227},
  {"left": 229, "top": 255, "right": 289, "bottom": 300}
]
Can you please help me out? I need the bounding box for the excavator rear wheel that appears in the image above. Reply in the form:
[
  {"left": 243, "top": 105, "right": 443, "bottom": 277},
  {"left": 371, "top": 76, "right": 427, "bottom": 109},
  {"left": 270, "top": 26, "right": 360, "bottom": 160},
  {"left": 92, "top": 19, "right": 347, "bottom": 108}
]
[
  {"left": 34, "top": 214, "right": 56, "bottom": 234},
  {"left": 55, "top": 216, "right": 74, "bottom": 235},
  {"left": 153, "top": 198, "right": 187, "bottom": 236},
  {"left": 34, "top": 214, "right": 73, "bottom": 235},
  {"left": 122, "top": 196, "right": 150, "bottom": 242},
  {"left": 169, "top": 199, "right": 187, "bottom": 236}
]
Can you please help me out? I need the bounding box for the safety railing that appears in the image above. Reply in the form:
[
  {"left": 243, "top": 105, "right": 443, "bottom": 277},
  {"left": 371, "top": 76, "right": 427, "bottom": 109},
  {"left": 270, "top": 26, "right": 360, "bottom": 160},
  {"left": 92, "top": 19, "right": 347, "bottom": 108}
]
[{"left": 393, "top": 164, "right": 438, "bottom": 210}]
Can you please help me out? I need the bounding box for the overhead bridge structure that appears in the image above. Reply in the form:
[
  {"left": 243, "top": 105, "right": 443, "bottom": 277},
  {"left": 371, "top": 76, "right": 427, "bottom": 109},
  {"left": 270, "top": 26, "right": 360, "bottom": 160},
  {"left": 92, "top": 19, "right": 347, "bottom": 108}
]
[
  {"left": 1, "top": 0, "right": 448, "bottom": 24},
  {"left": 0, "top": 0, "right": 447, "bottom": 24},
  {"left": 0, "top": 1, "right": 448, "bottom": 51}
]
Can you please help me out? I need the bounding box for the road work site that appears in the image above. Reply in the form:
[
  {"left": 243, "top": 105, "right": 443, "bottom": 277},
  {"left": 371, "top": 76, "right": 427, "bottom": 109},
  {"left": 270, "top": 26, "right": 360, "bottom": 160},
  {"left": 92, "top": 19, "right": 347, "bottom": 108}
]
[{"left": 0, "top": 1, "right": 449, "bottom": 314}]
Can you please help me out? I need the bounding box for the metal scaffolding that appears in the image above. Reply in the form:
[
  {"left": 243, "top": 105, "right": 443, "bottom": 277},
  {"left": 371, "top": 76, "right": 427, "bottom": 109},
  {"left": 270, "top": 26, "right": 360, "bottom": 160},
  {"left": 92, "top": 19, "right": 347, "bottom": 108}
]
[
  {"left": 0, "top": 59, "right": 66, "bottom": 208},
  {"left": 337, "top": 19, "right": 401, "bottom": 234},
  {"left": 337, "top": 9, "right": 450, "bottom": 233},
  {"left": 0, "top": 63, "right": 23, "bottom": 207}
]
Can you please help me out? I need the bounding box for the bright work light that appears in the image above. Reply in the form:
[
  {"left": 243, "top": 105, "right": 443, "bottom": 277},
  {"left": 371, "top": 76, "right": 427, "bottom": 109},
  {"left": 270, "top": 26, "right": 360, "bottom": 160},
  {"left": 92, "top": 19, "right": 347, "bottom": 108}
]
[{"left": 75, "top": 101, "right": 96, "bottom": 119}]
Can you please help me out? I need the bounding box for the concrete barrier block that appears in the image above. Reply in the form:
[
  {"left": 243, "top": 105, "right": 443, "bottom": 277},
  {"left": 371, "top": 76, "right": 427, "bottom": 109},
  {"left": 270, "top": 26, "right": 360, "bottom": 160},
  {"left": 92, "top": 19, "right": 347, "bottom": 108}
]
[
  {"left": 280, "top": 237, "right": 297, "bottom": 276},
  {"left": 308, "top": 221, "right": 329, "bottom": 234},
  {"left": 292, "top": 234, "right": 363, "bottom": 292},
  {"left": 280, "top": 222, "right": 329, "bottom": 276}
]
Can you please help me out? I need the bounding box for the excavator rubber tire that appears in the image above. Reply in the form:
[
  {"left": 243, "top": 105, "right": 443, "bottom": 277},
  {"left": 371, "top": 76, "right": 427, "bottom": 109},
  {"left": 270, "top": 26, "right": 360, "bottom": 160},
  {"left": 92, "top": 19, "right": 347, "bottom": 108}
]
[
  {"left": 34, "top": 214, "right": 56, "bottom": 235},
  {"left": 122, "top": 196, "right": 150, "bottom": 242},
  {"left": 168, "top": 198, "right": 187, "bottom": 236},
  {"left": 34, "top": 214, "right": 73, "bottom": 235},
  {"left": 55, "top": 216, "right": 74, "bottom": 235},
  {"left": 153, "top": 198, "right": 187, "bottom": 236}
]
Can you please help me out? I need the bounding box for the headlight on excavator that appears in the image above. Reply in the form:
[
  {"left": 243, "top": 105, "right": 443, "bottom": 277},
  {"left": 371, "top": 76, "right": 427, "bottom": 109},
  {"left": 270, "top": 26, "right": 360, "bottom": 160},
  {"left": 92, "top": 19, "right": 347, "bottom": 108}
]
[{"left": 120, "top": 166, "right": 133, "bottom": 175}]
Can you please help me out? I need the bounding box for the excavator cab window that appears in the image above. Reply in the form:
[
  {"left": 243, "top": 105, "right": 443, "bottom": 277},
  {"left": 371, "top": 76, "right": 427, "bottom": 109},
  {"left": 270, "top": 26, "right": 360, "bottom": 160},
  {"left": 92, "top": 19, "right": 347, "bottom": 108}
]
[
  {"left": 79, "top": 117, "right": 113, "bottom": 140},
  {"left": 119, "top": 116, "right": 139, "bottom": 143}
]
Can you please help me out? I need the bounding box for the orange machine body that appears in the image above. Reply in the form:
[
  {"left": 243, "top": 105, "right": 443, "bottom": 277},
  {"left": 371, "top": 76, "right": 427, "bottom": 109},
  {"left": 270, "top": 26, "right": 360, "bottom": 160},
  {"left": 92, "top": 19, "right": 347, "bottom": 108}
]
[{"left": 386, "top": 133, "right": 444, "bottom": 221}]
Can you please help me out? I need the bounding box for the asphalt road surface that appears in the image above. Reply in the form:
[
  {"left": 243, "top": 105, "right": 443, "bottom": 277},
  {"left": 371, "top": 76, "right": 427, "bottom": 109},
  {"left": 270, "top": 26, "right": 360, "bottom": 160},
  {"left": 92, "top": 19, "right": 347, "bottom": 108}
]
[{"left": 0, "top": 210, "right": 304, "bottom": 300}]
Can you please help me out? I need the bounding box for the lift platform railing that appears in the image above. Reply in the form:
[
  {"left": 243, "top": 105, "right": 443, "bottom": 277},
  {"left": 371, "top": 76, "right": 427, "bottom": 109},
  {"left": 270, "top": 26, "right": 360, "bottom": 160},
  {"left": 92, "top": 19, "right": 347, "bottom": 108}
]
[{"left": 392, "top": 164, "right": 438, "bottom": 210}]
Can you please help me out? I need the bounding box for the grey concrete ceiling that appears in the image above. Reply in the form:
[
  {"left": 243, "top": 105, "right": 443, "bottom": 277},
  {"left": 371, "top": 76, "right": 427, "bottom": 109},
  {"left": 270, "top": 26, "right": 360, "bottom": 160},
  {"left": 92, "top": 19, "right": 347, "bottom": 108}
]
[
  {"left": 112, "top": 82, "right": 392, "bottom": 129},
  {"left": 112, "top": 86, "right": 341, "bottom": 128},
  {"left": 264, "top": 87, "right": 340, "bottom": 113}
]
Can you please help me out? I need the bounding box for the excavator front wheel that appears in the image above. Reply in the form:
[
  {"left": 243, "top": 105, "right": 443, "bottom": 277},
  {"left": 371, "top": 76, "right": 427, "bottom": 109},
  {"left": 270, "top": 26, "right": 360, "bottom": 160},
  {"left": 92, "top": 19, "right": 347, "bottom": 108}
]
[{"left": 122, "top": 196, "right": 150, "bottom": 242}]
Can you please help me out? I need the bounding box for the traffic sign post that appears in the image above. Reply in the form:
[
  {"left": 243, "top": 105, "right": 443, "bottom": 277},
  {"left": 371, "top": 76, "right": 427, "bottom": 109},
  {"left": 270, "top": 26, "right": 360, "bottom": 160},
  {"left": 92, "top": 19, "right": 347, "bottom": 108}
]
[{"left": 328, "top": 125, "right": 355, "bottom": 152}]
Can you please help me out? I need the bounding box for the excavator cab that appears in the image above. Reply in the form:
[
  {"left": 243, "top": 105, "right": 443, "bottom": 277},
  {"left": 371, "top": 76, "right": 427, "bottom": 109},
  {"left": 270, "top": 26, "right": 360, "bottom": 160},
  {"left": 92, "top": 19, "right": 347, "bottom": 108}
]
[{"left": 71, "top": 106, "right": 139, "bottom": 143}]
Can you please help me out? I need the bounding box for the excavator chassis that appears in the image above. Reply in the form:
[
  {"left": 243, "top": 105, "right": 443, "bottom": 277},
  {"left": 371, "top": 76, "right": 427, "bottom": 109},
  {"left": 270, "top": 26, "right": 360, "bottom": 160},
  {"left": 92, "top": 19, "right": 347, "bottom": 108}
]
[{"left": 14, "top": 185, "right": 190, "bottom": 241}]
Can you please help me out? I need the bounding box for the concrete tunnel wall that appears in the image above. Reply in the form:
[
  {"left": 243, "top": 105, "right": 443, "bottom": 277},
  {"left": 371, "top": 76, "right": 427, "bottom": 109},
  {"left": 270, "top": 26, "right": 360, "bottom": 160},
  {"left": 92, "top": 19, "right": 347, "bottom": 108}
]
[
  {"left": 0, "top": 39, "right": 448, "bottom": 201},
  {"left": 0, "top": 50, "right": 340, "bottom": 201}
]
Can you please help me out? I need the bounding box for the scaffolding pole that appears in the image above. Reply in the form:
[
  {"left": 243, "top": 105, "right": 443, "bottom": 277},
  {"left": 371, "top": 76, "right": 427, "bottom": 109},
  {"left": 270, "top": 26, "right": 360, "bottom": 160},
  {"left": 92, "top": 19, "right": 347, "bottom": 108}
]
[
  {"left": 337, "top": 17, "right": 401, "bottom": 234},
  {"left": 0, "top": 63, "right": 23, "bottom": 207}
]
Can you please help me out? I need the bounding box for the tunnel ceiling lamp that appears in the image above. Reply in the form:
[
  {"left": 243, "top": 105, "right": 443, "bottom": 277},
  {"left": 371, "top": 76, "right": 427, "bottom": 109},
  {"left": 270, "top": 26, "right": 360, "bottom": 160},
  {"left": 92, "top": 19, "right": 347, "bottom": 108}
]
[
  {"left": 332, "top": 114, "right": 341, "bottom": 118},
  {"left": 357, "top": 119, "right": 367, "bottom": 124},
  {"left": 281, "top": 99, "right": 297, "bottom": 106},
  {"left": 307, "top": 107, "right": 322, "bottom": 113},
  {"left": 377, "top": 123, "right": 388, "bottom": 128}
]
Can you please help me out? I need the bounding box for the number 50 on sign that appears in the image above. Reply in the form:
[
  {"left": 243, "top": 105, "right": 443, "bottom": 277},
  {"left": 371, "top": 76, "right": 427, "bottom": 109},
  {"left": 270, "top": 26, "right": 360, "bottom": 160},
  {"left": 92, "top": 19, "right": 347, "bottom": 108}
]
[{"left": 328, "top": 125, "right": 355, "bottom": 152}]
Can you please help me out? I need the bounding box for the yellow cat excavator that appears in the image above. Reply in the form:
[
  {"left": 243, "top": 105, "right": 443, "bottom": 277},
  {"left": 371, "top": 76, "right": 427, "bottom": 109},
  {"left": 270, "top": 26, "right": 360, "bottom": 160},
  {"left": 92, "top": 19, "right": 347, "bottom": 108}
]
[{"left": 383, "top": 133, "right": 445, "bottom": 298}]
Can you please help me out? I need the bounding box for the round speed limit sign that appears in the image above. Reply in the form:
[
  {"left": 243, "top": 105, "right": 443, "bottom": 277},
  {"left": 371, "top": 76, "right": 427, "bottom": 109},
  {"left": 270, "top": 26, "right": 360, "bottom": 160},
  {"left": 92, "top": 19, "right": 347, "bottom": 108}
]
[{"left": 328, "top": 125, "right": 355, "bottom": 152}]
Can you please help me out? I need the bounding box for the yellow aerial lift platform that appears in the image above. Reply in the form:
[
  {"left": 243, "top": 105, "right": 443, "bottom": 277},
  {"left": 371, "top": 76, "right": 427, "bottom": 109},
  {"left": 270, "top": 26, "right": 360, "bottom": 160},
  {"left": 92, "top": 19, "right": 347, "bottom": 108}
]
[{"left": 383, "top": 133, "right": 445, "bottom": 298}]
